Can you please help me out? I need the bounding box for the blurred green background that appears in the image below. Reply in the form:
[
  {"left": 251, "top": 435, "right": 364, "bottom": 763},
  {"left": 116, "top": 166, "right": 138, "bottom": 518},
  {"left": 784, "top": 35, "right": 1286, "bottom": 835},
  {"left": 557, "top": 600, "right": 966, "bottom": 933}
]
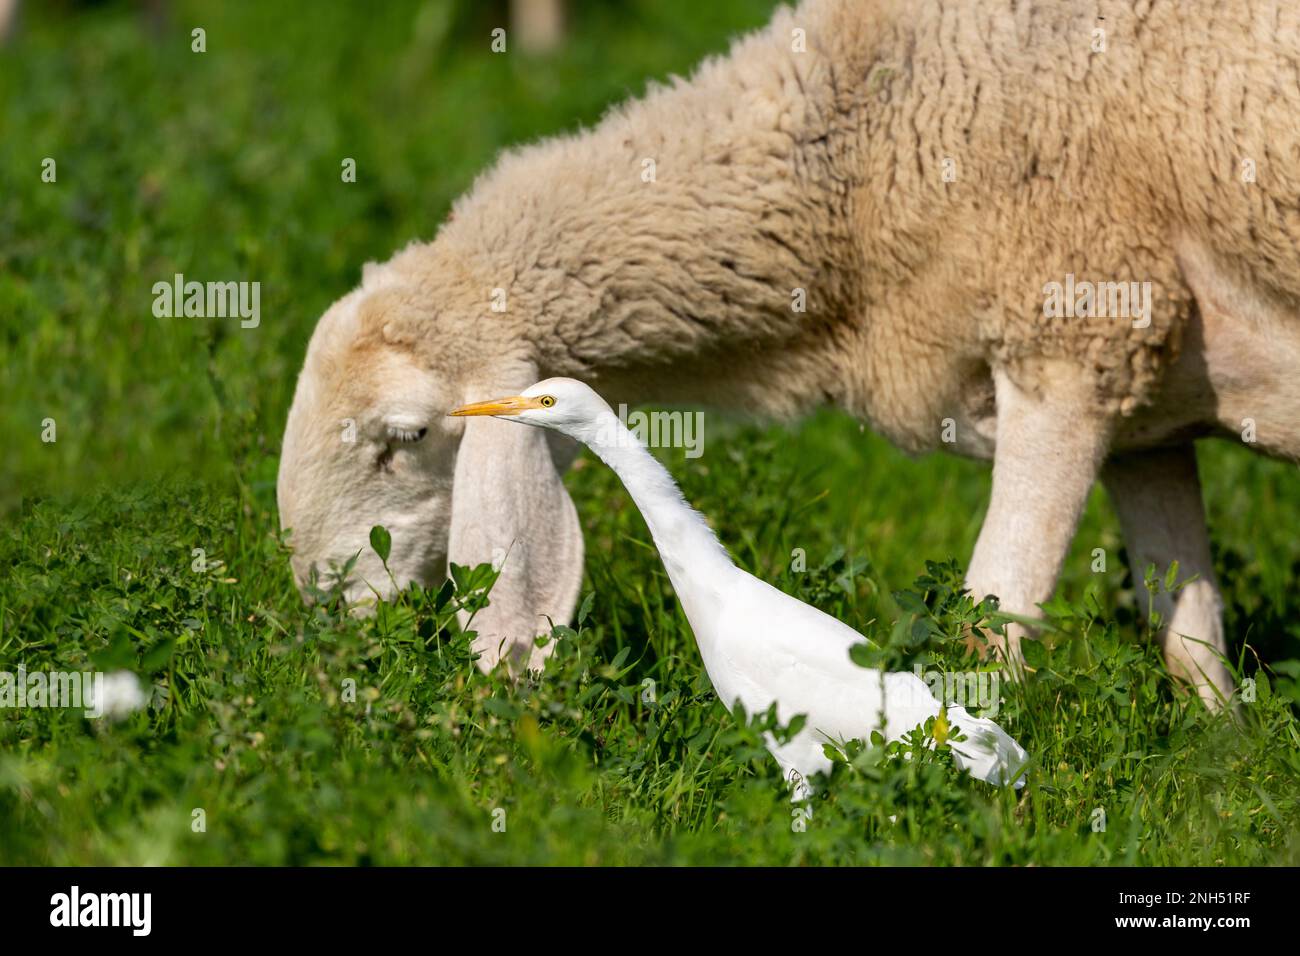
[
  {"left": 1, "top": 0, "right": 1298, "bottom": 865},
  {"left": 0, "top": 0, "right": 782, "bottom": 510}
]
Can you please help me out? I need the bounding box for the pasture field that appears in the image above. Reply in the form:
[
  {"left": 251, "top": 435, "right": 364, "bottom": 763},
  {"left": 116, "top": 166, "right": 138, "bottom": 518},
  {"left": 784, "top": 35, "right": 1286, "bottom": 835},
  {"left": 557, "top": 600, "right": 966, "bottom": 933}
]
[{"left": 2, "top": 0, "right": 1298, "bottom": 866}]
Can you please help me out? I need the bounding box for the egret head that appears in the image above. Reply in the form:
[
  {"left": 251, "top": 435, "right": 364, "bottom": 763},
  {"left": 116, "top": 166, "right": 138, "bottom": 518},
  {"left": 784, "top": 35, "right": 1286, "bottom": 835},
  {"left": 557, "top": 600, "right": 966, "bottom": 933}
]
[{"left": 449, "top": 377, "right": 614, "bottom": 444}]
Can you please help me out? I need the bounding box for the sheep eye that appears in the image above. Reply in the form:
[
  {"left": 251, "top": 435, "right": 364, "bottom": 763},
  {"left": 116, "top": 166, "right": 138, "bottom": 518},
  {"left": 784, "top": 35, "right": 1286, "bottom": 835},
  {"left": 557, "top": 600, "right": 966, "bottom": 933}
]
[
  {"left": 386, "top": 425, "right": 428, "bottom": 442},
  {"left": 539, "top": 396, "right": 555, "bottom": 408}
]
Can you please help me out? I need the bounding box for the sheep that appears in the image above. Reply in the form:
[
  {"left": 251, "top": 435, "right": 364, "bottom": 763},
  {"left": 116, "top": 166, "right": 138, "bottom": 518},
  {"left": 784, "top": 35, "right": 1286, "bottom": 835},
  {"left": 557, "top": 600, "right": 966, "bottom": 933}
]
[{"left": 277, "top": 0, "right": 1300, "bottom": 706}]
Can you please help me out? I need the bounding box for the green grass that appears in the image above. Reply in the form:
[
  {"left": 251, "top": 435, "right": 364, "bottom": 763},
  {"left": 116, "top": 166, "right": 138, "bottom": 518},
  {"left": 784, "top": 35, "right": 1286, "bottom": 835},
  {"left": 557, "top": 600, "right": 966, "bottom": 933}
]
[{"left": 2, "top": 0, "right": 1299, "bottom": 866}]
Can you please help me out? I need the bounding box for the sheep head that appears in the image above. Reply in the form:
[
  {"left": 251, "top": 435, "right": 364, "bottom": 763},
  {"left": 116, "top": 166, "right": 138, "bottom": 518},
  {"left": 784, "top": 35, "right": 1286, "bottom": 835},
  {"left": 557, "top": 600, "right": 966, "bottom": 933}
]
[{"left": 276, "top": 251, "right": 584, "bottom": 675}]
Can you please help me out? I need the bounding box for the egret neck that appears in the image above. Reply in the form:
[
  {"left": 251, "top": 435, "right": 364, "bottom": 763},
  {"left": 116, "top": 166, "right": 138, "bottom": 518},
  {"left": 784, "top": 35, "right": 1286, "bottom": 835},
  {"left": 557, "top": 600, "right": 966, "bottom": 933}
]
[{"left": 578, "top": 405, "right": 738, "bottom": 633}]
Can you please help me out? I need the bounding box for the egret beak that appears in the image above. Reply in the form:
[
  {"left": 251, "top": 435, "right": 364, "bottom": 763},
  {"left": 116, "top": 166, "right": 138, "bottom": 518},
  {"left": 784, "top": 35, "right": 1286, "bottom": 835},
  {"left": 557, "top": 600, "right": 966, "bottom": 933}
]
[{"left": 448, "top": 395, "right": 543, "bottom": 417}]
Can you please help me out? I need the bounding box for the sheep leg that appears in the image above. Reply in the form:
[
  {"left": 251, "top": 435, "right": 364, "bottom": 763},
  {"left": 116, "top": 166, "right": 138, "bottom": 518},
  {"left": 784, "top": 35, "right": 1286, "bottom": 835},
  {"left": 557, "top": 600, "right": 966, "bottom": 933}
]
[
  {"left": 965, "top": 367, "right": 1111, "bottom": 673},
  {"left": 1101, "top": 445, "right": 1234, "bottom": 709}
]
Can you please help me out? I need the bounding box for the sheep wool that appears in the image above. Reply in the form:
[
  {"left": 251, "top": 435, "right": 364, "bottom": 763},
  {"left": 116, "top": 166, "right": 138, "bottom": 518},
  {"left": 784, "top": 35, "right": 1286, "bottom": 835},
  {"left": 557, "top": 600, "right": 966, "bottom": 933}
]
[
  {"left": 353, "top": 0, "right": 1299, "bottom": 454},
  {"left": 279, "top": 0, "right": 1300, "bottom": 688}
]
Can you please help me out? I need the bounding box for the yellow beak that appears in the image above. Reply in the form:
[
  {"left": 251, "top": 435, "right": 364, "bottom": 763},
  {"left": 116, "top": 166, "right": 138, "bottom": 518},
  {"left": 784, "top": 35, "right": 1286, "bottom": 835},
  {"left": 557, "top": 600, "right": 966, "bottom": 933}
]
[{"left": 448, "top": 395, "right": 543, "bottom": 417}]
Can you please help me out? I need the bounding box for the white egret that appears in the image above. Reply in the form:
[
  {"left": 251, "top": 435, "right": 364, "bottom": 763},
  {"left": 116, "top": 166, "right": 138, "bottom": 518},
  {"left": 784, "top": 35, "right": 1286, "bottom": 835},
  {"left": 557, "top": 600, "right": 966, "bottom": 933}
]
[{"left": 451, "top": 378, "right": 1029, "bottom": 797}]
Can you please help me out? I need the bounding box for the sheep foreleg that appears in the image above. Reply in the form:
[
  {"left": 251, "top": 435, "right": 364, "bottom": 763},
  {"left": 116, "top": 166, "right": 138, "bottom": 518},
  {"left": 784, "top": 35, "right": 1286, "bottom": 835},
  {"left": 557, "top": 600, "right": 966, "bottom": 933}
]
[
  {"left": 964, "top": 367, "right": 1111, "bottom": 674},
  {"left": 1102, "top": 445, "right": 1234, "bottom": 709}
]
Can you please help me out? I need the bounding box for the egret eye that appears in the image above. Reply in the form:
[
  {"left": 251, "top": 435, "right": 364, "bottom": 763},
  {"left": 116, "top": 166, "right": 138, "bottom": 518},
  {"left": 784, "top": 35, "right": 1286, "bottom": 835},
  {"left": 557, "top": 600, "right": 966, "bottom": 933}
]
[{"left": 539, "top": 396, "right": 556, "bottom": 408}]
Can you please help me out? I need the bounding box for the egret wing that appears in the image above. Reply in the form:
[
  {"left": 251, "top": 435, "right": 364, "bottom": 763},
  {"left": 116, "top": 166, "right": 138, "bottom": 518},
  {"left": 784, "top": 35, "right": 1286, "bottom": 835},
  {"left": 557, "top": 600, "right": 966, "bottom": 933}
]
[{"left": 714, "top": 572, "right": 941, "bottom": 744}]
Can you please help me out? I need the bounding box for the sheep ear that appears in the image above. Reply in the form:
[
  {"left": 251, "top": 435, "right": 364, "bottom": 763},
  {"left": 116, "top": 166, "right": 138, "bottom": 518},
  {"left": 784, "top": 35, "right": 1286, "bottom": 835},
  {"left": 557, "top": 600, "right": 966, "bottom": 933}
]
[{"left": 447, "top": 405, "right": 584, "bottom": 676}]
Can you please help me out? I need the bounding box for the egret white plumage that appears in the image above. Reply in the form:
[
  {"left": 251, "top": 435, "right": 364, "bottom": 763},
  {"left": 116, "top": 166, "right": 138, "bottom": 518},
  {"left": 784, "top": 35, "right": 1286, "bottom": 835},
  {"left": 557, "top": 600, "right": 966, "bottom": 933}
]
[{"left": 451, "top": 378, "right": 1029, "bottom": 797}]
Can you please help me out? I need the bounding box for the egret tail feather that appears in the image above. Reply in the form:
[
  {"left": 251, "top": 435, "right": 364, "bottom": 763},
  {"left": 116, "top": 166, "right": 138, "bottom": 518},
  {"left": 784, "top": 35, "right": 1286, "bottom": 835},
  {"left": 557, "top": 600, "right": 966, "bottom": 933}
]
[{"left": 945, "top": 705, "right": 1029, "bottom": 789}]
